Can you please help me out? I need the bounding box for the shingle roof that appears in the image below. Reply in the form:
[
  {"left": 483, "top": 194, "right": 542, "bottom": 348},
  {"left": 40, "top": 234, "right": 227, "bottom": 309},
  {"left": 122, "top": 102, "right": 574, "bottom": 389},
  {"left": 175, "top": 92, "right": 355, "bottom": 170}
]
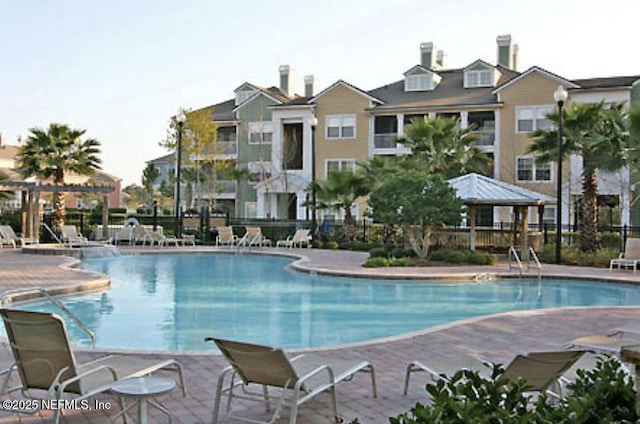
[
  {"left": 367, "top": 65, "right": 519, "bottom": 112},
  {"left": 448, "top": 173, "right": 554, "bottom": 206},
  {"left": 572, "top": 75, "right": 640, "bottom": 90}
]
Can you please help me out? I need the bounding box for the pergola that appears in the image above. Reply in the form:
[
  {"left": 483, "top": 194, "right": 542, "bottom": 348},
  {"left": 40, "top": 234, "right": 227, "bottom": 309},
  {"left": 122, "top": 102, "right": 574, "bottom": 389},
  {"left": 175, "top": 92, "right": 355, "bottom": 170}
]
[
  {"left": 0, "top": 180, "right": 115, "bottom": 239},
  {"left": 448, "top": 173, "right": 554, "bottom": 257}
]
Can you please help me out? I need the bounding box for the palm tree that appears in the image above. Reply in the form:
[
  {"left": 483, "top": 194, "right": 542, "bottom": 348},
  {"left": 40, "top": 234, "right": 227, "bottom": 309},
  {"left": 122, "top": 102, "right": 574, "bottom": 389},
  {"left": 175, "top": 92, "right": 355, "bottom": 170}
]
[
  {"left": 397, "top": 116, "right": 489, "bottom": 178},
  {"left": 17, "top": 123, "right": 101, "bottom": 229},
  {"left": 529, "top": 101, "right": 628, "bottom": 252},
  {"left": 311, "top": 170, "right": 369, "bottom": 241}
]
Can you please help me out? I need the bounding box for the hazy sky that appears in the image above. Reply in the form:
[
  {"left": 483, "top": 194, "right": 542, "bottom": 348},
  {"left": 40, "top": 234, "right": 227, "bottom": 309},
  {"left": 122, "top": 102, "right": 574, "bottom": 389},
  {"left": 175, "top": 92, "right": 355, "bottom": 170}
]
[{"left": 1, "top": 0, "right": 639, "bottom": 186}]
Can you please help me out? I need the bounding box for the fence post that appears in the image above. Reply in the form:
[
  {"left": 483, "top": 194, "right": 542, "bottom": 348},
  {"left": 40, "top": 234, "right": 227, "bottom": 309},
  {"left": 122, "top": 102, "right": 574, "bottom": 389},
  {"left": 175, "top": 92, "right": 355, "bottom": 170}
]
[
  {"left": 623, "top": 224, "right": 628, "bottom": 252},
  {"left": 152, "top": 200, "right": 158, "bottom": 232}
]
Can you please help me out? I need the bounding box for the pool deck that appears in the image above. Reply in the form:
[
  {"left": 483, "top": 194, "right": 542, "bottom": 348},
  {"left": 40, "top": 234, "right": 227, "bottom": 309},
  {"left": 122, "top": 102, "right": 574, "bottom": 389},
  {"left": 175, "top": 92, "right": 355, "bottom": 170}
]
[{"left": 1, "top": 245, "right": 640, "bottom": 423}]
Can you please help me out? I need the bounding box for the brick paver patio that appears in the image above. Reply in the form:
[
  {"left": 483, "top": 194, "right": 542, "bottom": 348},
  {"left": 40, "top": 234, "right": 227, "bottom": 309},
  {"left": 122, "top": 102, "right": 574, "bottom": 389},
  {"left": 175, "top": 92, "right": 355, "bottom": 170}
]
[{"left": 0, "top": 246, "right": 639, "bottom": 423}]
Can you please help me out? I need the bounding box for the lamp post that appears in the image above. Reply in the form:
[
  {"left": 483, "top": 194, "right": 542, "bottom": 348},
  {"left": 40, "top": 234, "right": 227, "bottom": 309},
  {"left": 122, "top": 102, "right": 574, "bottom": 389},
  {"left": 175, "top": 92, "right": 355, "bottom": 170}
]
[
  {"left": 174, "top": 111, "right": 186, "bottom": 237},
  {"left": 308, "top": 115, "right": 318, "bottom": 240},
  {"left": 553, "top": 85, "right": 568, "bottom": 264}
]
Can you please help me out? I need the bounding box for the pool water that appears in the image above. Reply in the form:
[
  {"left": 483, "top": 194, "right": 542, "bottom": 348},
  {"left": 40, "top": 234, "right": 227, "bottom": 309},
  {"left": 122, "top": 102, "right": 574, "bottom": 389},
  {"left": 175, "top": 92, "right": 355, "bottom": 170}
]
[{"left": 20, "top": 253, "right": 640, "bottom": 351}]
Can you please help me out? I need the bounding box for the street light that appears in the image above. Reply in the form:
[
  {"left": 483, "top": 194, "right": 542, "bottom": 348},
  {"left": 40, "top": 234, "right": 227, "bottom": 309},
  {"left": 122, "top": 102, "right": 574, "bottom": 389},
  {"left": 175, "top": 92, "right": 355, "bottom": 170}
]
[
  {"left": 308, "top": 115, "right": 318, "bottom": 240},
  {"left": 553, "top": 85, "right": 568, "bottom": 264},
  {"left": 175, "top": 110, "right": 186, "bottom": 237}
]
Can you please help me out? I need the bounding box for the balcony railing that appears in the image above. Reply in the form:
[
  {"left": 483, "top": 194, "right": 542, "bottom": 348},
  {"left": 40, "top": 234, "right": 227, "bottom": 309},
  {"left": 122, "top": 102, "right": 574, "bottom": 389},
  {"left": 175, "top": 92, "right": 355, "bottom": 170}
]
[
  {"left": 374, "top": 133, "right": 398, "bottom": 149},
  {"left": 473, "top": 130, "right": 495, "bottom": 146}
]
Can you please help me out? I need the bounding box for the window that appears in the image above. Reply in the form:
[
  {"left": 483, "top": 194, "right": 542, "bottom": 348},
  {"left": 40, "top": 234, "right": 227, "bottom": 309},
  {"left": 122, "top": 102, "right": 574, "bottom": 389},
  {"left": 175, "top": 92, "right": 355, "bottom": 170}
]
[
  {"left": 245, "top": 202, "right": 257, "bottom": 218},
  {"left": 464, "top": 70, "right": 492, "bottom": 87},
  {"left": 326, "top": 115, "right": 356, "bottom": 139},
  {"left": 405, "top": 74, "right": 433, "bottom": 91},
  {"left": 516, "top": 156, "right": 551, "bottom": 182},
  {"left": 326, "top": 159, "right": 355, "bottom": 175},
  {"left": 542, "top": 206, "right": 556, "bottom": 224},
  {"left": 516, "top": 106, "right": 553, "bottom": 133},
  {"left": 248, "top": 162, "right": 272, "bottom": 184},
  {"left": 248, "top": 122, "right": 273, "bottom": 144}
]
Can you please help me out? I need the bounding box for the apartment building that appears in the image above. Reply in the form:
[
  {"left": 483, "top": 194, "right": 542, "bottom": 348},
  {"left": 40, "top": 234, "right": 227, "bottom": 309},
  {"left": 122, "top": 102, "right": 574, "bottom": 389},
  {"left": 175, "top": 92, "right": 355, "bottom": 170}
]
[{"left": 151, "top": 34, "right": 640, "bottom": 226}]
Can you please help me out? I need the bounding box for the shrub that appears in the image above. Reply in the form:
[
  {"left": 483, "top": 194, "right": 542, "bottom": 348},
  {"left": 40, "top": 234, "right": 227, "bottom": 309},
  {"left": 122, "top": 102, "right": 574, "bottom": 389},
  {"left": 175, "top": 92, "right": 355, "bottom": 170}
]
[
  {"left": 363, "top": 257, "right": 389, "bottom": 267},
  {"left": 390, "top": 356, "right": 635, "bottom": 424},
  {"left": 388, "top": 257, "right": 414, "bottom": 267},
  {"left": 312, "top": 240, "right": 323, "bottom": 249},
  {"left": 325, "top": 240, "right": 339, "bottom": 250},
  {"left": 369, "top": 247, "right": 387, "bottom": 258},
  {"left": 428, "top": 249, "right": 497, "bottom": 265},
  {"left": 538, "top": 245, "right": 618, "bottom": 267}
]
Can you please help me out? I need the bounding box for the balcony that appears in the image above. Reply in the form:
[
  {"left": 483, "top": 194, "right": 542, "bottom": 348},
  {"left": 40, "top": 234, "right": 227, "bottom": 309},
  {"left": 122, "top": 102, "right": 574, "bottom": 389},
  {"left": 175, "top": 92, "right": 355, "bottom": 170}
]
[
  {"left": 473, "top": 130, "right": 495, "bottom": 146},
  {"left": 217, "top": 141, "right": 237, "bottom": 156},
  {"left": 374, "top": 133, "right": 397, "bottom": 149}
]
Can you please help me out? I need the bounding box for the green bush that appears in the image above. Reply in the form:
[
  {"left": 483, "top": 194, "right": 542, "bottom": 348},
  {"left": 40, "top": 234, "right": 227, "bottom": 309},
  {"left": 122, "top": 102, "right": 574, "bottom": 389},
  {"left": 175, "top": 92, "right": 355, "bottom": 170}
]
[
  {"left": 388, "top": 257, "right": 414, "bottom": 267},
  {"left": 312, "top": 240, "right": 323, "bottom": 249},
  {"left": 369, "top": 247, "right": 387, "bottom": 258},
  {"left": 325, "top": 240, "right": 339, "bottom": 250},
  {"left": 538, "top": 245, "right": 618, "bottom": 267},
  {"left": 363, "top": 257, "right": 389, "bottom": 267},
  {"left": 428, "top": 249, "right": 497, "bottom": 265},
  {"left": 390, "top": 356, "right": 636, "bottom": 424}
]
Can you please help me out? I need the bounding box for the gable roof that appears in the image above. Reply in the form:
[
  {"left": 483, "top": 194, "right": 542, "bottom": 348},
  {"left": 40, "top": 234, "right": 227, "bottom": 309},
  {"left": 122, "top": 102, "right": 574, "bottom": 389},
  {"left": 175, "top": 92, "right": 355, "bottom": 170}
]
[
  {"left": 493, "top": 66, "right": 579, "bottom": 94},
  {"left": 402, "top": 64, "right": 439, "bottom": 76},
  {"left": 367, "top": 66, "right": 518, "bottom": 113},
  {"left": 572, "top": 75, "right": 640, "bottom": 90},
  {"left": 448, "top": 173, "right": 554, "bottom": 206},
  {"left": 309, "top": 80, "right": 384, "bottom": 105},
  {"left": 463, "top": 59, "right": 494, "bottom": 71}
]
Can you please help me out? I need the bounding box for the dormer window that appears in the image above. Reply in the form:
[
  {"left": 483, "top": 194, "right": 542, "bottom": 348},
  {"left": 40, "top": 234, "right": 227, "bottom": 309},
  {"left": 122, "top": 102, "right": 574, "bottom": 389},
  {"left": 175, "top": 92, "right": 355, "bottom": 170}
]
[
  {"left": 403, "top": 66, "right": 440, "bottom": 92},
  {"left": 463, "top": 60, "right": 498, "bottom": 88}
]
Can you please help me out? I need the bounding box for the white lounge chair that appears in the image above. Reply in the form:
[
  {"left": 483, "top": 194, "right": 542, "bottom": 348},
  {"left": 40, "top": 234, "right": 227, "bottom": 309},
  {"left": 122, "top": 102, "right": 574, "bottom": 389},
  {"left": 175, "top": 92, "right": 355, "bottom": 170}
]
[
  {"left": 0, "top": 309, "right": 186, "bottom": 424},
  {"left": 610, "top": 238, "right": 640, "bottom": 272},
  {"left": 215, "top": 226, "right": 238, "bottom": 246},
  {"left": 206, "top": 337, "right": 376, "bottom": 424},
  {"left": 404, "top": 350, "right": 585, "bottom": 398},
  {"left": 276, "top": 229, "right": 311, "bottom": 248},
  {"left": 0, "top": 225, "right": 38, "bottom": 247},
  {"left": 238, "top": 226, "right": 271, "bottom": 247},
  {"left": 60, "top": 225, "right": 89, "bottom": 247}
]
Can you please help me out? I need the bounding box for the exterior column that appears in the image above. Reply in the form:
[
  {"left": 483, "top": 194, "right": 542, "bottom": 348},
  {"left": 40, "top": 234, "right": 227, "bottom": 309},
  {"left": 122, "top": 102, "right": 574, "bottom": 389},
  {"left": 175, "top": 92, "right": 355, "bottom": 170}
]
[
  {"left": 21, "top": 190, "right": 29, "bottom": 237},
  {"left": 469, "top": 205, "right": 477, "bottom": 251},
  {"left": 102, "top": 195, "right": 109, "bottom": 240},
  {"left": 31, "top": 191, "right": 40, "bottom": 240},
  {"left": 521, "top": 206, "right": 529, "bottom": 262}
]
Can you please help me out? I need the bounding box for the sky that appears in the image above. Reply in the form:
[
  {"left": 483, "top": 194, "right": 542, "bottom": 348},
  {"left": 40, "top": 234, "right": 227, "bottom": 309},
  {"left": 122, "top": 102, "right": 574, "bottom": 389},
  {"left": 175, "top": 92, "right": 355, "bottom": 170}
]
[{"left": 1, "top": 0, "right": 639, "bottom": 186}]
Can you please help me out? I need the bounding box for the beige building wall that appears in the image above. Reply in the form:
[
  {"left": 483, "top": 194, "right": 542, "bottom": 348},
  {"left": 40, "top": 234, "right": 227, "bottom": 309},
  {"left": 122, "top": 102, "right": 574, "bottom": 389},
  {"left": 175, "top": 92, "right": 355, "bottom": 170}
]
[{"left": 313, "top": 83, "right": 372, "bottom": 218}]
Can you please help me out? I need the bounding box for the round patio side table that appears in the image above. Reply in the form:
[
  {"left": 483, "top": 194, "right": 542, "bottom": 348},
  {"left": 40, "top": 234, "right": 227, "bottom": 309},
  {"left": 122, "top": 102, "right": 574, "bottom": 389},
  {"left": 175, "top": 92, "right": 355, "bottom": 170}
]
[{"left": 111, "top": 376, "right": 175, "bottom": 424}]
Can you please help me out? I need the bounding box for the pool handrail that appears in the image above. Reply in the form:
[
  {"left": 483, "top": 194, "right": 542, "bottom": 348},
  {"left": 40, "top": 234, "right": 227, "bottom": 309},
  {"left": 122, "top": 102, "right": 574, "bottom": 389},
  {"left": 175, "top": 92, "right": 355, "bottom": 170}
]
[
  {"left": 0, "top": 288, "right": 96, "bottom": 347},
  {"left": 508, "top": 246, "right": 523, "bottom": 277}
]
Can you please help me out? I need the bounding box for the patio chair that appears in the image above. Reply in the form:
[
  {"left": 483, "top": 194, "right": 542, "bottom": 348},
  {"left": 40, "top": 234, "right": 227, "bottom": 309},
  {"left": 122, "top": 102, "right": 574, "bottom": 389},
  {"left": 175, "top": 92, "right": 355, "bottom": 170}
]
[
  {"left": 276, "top": 229, "right": 311, "bottom": 248},
  {"left": 403, "top": 350, "right": 585, "bottom": 397},
  {"left": 565, "top": 333, "right": 640, "bottom": 354},
  {"left": 238, "top": 226, "right": 271, "bottom": 248},
  {"left": 0, "top": 225, "right": 38, "bottom": 247},
  {"left": 610, "top": 238, "right": 640, "bottom": 272},
  {"left": 60, "top": 225, "right": 89, "bottom": 247},
  {"left": 206, "top": 337, "right": 377, "bottom": 424},
  {"left": 215, "top": 226, "right": 238, "bottom": 246},
  {"left": 0, "top": 309, "right": 186, "bottom": 424}
]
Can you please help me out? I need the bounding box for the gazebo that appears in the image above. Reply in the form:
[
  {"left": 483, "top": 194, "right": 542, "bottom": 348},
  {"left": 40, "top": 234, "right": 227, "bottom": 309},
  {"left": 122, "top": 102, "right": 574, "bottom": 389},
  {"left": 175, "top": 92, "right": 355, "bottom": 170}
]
[
  {"left": 448, "top": 173, "right": 554, "bottom": 257},
  {"left": 0, "top": 180, "right": 114, "bottom": 240}
]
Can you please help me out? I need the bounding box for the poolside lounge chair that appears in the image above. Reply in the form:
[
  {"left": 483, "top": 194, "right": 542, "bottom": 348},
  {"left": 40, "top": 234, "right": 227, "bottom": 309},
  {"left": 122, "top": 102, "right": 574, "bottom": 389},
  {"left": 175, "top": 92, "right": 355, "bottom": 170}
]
[
  {"left": 403, "top": 350, "right": 585, "bottom": 397},
  {"left": 276, "top": 229, "right": 311, "bottom": 248},
  {"left": 0, "top": 309, "right": 186, "bottom": 424},
  {"left": 142, "top": 230, "right": 181, "bottom": 247},
  {"left": 206, "top": 337, "right": 377, "bottom": 424},
  {"left": 215, "top": 226, "right": 238, "bottom": 246},
  {"left": 60, "top": 225, "right": 89, "bottom": 247},
  {"left": 565, "top": 333, "right": 640, "bottom": 354},
  {"left": 238, "top": 226, "right": 271, "bottom": 248},
  {"left": 610, "top": 238, "right": 640, "bottom": 272},
  {"left": 0, "top": 225, "right": 38, "bottom": 248}
]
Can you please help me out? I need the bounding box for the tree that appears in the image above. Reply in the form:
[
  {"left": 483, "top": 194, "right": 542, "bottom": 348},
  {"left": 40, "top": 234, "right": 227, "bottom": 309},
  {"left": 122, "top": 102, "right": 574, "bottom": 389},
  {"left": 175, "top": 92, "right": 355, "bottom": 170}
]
[
  {"left": 529, "top": 101, "right": 628, "bottom": 252},
  {"left": 122, "top": 184, "right": 146, "bottom": 210},
  {"left": 397, "top": 116, "right": 489, "bottom": 178},
  {"left": 369, "top": 170, "right": 464, "bottom": 257},
  {"left": 17, "top": 123, "right": 101, "bottom": 228},
  {"left": 141, "top": 163, "right": 160, "bottom": 206},
  {"left": 311, "top": 170, "right": 370, "bottom": 241}
]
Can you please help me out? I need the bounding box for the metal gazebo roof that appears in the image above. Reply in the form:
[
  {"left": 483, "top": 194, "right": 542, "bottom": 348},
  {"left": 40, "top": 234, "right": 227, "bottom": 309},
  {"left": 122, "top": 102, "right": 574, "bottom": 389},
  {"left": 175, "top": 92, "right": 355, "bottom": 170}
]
[{"left": 448, "top": 173, "right": 554, "bottom": 206}]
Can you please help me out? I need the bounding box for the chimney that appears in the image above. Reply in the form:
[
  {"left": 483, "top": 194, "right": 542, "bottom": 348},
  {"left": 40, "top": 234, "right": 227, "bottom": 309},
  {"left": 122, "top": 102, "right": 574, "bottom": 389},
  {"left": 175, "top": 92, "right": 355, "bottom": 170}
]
[
  {"left": 436, "top": 50, "right": 447, "bottom": 69},
  {"left": 304, "top": 75, "right": 316, "bottom": 97},
  {"left": 279, "top": 65, "right": 295, "bottom": 95},
  {"left": 420, "top": 42, "right": 435, "bottom": 69},
  {"left": 496, "top": 34, "right": 518, "bottom": 70}
]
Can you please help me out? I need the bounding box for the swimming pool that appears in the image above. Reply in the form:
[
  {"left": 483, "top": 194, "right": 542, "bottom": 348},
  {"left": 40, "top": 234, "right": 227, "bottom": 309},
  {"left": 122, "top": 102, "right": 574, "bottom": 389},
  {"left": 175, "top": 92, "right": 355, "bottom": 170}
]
[{"left": 19, "top": 253, "right": 640, "bottom": 351}]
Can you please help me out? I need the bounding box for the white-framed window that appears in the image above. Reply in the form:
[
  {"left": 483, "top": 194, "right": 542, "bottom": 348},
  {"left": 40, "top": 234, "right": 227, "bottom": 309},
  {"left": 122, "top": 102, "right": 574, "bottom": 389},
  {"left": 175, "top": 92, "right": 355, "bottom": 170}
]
[
  {"left": 516, "top": 106, "right": 553, "bottom": 133},
  {"left": 405, "top": 74, "right": 433, "bottom": 91},
  {"left": 464, "top": 70, "right": 492, "bottom": 88},
  {"left": 516, "top": 156, "right": 551, "bottom": 182},
  {"left": 326, "top": 159, "right": 356, "bottom": 175},
  {"left": 542, "top": 206, "right": 556, "bottom": 224},
  {"left": 248, "top": 122, "right": 273, "bottom": 144},
  {"left": 326, "top": 115, "right": 356, "bottom": 139},
  {"left": 248, "top": 161, "right": 272, "bottom": 184},
  {"left": 245, "top": 202, "right": 257, "bottom": 218}
]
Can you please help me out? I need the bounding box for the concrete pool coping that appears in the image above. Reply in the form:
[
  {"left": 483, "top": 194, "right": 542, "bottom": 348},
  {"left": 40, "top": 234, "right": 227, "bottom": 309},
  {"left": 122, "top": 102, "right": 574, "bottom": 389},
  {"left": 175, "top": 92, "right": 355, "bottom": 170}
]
[{"left": 1, "top": 246, "right": 640, "bottom": 423}]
